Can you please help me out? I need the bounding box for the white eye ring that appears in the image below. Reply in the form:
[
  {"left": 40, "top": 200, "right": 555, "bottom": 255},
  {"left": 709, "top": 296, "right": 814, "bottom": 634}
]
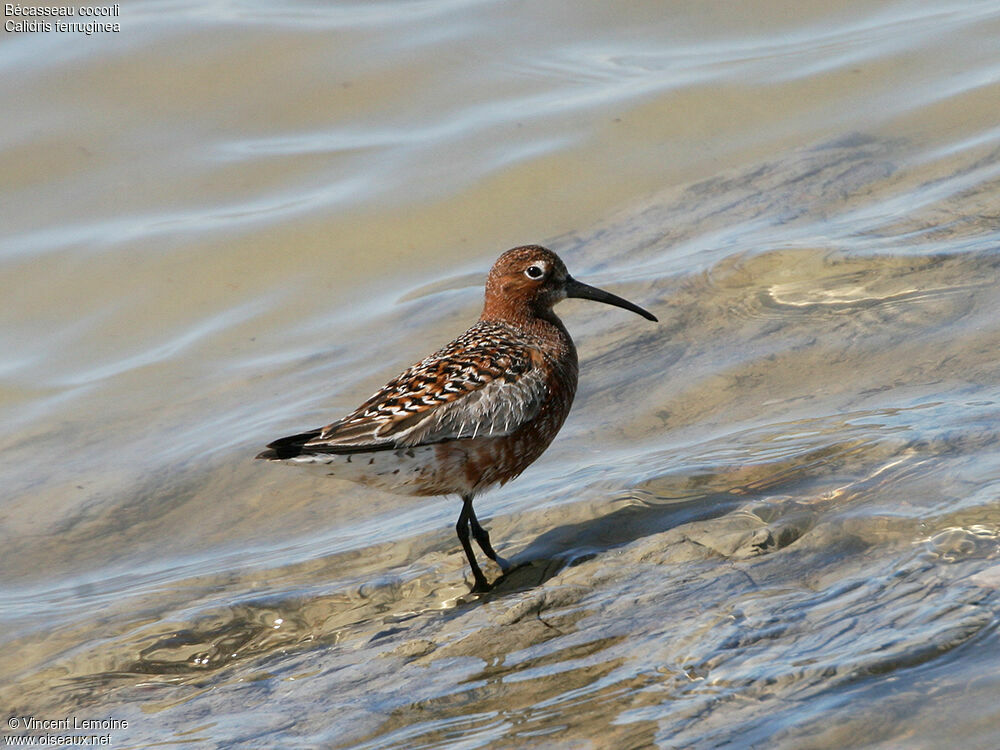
[{"left": 525, "top": 264, "right": 544, "bottom": 279}]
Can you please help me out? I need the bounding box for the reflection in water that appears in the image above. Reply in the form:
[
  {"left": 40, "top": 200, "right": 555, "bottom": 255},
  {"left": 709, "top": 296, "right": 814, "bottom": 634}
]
[{"left": 3, "top": 0, "right": 1000, "bottom": 747}]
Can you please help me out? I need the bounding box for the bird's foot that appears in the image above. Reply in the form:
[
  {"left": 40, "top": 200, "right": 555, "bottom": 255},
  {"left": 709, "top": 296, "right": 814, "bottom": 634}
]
[{"left": 470, "top": 575, "right": 492, "bottom": 594}]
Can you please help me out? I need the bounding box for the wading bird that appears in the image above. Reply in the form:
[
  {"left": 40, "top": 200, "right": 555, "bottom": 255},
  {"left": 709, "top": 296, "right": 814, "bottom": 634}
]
[{"left": 256, "top": 246, "right": 657, "bottom": 591}]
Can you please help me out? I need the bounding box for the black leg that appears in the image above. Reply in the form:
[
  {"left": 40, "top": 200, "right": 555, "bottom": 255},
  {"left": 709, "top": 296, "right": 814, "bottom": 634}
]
[
  {"left": 457, "top": 495, "right": 489, "bottom": 592},
  {"left": 467, "top": 501, "right": 511, "bottom": 573}
]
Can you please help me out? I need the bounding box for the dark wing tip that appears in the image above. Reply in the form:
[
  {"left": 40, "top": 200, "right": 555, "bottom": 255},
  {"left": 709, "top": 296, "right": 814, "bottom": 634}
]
[{"left": 255, "top": 429, "right": 323, "bottom": 461}]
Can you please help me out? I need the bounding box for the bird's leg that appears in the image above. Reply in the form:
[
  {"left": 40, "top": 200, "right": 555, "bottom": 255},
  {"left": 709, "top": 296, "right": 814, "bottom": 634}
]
[
  {"left": 457, "top": 495, "right": 489, "bottom": 592},
  {"left": 467, "top": 498, "right": 511, "bottom": 573}
]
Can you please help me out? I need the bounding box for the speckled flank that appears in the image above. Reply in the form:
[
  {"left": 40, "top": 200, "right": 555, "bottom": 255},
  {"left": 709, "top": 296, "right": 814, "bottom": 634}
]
[{"left": 287, "top": 445, "right": 443, "bottom": 494}]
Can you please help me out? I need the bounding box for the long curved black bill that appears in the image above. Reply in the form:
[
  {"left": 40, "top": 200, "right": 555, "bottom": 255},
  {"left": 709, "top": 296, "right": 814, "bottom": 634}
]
[{"left": 565, "top": 276, "right": 658, "bottom": 322}]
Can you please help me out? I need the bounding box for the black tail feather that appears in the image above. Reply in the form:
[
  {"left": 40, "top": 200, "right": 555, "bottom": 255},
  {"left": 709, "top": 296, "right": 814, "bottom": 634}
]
[{"left": 254, "top": 429, "right": 323, "bottom": 460}]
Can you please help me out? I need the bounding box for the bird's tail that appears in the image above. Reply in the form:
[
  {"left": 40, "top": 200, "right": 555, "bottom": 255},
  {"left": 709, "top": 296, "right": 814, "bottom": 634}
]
[{"left": 254, "top": 429, "right": 323, "bottom": 460}]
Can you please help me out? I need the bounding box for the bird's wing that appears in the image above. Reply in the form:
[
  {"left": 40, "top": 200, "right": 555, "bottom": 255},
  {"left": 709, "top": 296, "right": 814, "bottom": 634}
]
[{"left": 301, "top": 324, "right": 548, "bottom": 452}]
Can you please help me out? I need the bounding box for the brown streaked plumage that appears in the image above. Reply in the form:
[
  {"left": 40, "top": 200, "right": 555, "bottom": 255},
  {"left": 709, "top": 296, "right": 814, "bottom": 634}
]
[{"left": 256, "top": 245, "right": 657, "bottom": 591}]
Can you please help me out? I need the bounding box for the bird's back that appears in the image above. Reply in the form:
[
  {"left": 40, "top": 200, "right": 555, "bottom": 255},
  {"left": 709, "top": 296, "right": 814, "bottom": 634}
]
[{"left": 257, "top": 317, "right": 578, "bottom": 497}]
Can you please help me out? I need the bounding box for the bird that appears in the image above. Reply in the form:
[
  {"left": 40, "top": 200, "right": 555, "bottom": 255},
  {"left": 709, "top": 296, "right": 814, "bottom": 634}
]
[{"left": 256, "top": 245, "right": 657, "bottom": 592}]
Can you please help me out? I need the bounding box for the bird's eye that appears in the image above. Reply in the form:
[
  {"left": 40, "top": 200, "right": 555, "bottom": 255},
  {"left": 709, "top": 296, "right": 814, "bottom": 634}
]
[{"left": 525, "top": 265, "right": 544, "bottom": 279}]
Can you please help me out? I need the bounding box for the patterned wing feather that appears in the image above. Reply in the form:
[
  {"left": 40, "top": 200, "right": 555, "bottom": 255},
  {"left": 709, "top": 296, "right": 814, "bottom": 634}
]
[{"left": 302, "top": 321, "right": 546, "bottom": 452}]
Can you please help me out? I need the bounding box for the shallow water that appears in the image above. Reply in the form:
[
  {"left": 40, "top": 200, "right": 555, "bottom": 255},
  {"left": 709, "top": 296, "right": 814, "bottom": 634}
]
[{"left": 3, "top": 1, "right": 1000, "bottom": 747}]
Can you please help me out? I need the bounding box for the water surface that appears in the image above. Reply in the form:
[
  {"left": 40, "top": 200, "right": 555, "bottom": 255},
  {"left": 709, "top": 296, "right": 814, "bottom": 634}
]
[{"left": 2, "top": 1, "right": 1000, "bottom": 747}]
